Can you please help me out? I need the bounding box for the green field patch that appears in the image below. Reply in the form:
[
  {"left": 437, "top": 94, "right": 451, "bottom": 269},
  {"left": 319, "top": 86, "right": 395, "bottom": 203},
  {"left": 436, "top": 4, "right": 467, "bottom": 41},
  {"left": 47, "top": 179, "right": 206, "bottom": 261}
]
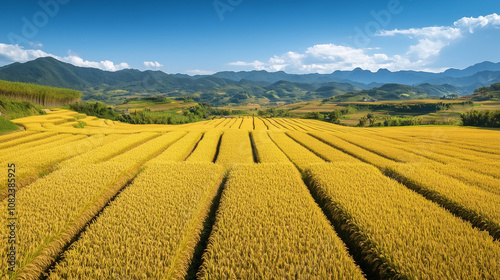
[{"left": 0, "top": 116, "right": 19, "bottom": 133}]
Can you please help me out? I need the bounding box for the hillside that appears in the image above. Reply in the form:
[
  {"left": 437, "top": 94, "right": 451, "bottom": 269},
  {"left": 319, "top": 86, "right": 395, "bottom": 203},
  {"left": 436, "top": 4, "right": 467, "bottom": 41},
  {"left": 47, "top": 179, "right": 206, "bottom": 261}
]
[
  {"left": 0, "top": 58, "right": 362, "bottom": 105},
  {"left": 0, "top": 96, "right": 47, "bottom": 133},
  {"left": 0, "top": 58, "right": 498, "bottom": 106},
  {"left": 469, "top": 83, "right": 500, "bottom": 101},
  {"left": 0, "top": 79, "right": 78, "bottom": 133},
  {"left": 416, "top": 83, "right": 469, "bottom": 97},
  {"left": 329, "top": 84, "right": 433, "bottom": 102},
  {"left": 0, "top": 79, "right": 81, "bottom": 106}
]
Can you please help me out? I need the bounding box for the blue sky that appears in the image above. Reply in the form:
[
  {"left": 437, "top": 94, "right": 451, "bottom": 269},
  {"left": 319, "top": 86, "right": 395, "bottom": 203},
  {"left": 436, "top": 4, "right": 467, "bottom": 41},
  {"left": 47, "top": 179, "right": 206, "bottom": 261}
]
[{"left": 0, "top": 0, "right": 499, "bottom": 74}]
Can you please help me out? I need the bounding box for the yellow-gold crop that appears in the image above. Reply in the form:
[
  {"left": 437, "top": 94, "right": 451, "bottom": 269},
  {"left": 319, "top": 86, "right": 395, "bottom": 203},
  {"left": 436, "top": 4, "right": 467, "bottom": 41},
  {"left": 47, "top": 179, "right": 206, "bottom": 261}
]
[
  {"left": 48, "top": 163, "right": 225, "bottom": 280},
  {"left": 251, "top": 130, "right": 290, "bottom": 163},
  {"left": 148, "top": 131, "right": 202, "bottom": 163},
  {"left": 268, "top": 131, "right": 324, "bottom": 170},
  {"left": 199, "top": 164, "right": 365, "bottom": 279},
  {"left": 305, "top": 162, "right": 500, "bottom": 279},
  {"left": 1, "top": 111, "right": 499, "bottom": 279},
  {"left": 215, "top": 129, "right": 254, "bottom": 167},
  {"left": 186, "top": 130, "right": 222, "bottom": 162}
]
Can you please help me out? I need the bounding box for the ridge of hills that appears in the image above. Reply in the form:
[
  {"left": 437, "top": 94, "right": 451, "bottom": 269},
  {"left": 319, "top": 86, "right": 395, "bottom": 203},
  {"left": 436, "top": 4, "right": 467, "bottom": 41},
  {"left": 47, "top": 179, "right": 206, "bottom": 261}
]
[{"left": 0, "top": 57, "right": 499, "bottom": 105}]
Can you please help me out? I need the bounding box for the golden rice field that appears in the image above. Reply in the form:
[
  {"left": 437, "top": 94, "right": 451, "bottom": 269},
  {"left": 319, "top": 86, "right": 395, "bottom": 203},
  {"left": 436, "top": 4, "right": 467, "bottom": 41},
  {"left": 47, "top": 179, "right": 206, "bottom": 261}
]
[{"left": 1, "top": 109, "right": 499, "bottom": 279}]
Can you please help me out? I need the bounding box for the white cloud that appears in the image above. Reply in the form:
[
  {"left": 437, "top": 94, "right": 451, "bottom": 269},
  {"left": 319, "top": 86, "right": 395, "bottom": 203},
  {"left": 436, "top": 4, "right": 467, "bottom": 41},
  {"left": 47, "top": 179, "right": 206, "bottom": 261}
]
[
  {"left": 0, "top": 43, "right": 130, "bottom": 71},
  {"left": 186, "top": 69, "right": 215, "bottom": 75},
  {"left": 229, "top": 43, "right": 437, "bottom": 74},
  {"left": 228, "top": 27, "right": 462, "bottom": 73},
  {"left": 143, "top": 61, "right": 163, "bottom": 68},
  {"left": 377, "top": 13, "right": 500, "bottom": 61},
  {"left": 304, "top": 44, "right": 373, "bottom": 67},
  {"left": 406, "top": 39, "right": 448, "bottom": 60},
  {"left": 0, "top": 43, "right": 51, "bottom": 62},
  {"left": 228, "top": 60, "right": 265, "bottom": 68},
  {"left": 65, "top": 55, "right": 130, "bottom": 71},
  {"left": 454, "top": 13, "right": 500, "bottom": 33},
  {"left": 377, "top": 26, "right": 462, "bottom": 61},
  {"left": 29, "top": 41, "right": 44, "bottom": 48},
  {"left": 227, "top": 13, "right": 498, "bottom": 74},
  {"left": 378, "top": 26, "right": 462, "bottom": 40},
  {"left": 373, "top": 53, "right": 389, "bottom": 62}
]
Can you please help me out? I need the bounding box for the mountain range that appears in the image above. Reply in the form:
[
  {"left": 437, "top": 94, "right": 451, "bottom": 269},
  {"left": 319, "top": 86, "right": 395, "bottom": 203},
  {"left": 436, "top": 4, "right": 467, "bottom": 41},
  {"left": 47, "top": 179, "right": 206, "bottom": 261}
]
[
  {"left": 211, "top": 62, "right": 500, "bottom": 88},
  {"left": 0, "top": 57, "right": 499, "bottom": 105}
]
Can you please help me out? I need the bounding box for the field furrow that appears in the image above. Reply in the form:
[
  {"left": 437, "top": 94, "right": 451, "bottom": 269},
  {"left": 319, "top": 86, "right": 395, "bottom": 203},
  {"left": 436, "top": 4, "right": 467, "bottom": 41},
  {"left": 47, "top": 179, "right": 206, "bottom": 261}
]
[
  {"left": 186, "top": 130, "right": 222, "bottom": 162},
  {"left": 148, "top": 131, "right": 203, "bottom": 163},
  {"left": 239, "top": 117, "right": 254, "bottom": 130},
  {"left": 199, "top": 164, "right": 365, "bottom": 279},
  {"left": 262, "top": 118, "right": 283, "bottom": 130},
  {"left": 385, "top": 162, "right": 500, "bottom": 239},
  {"left": 0, "top": 130, "right": 38, "bottom": 143},
  {"left": 1, "top": 112, "right": 499, "bottom": 279},
  {"left": 335, "top": 132, "right": 430, "bottom": 163},
  {"left": 0, "top": 134, "right": 120, "bottom": 200},
  {"left": 48, "top": 163, "right": 225, "bottom": 279},
  {"left": 286, "top": 118, "right": 316, "bottom": 131},
  {"left": 215, "top": 129, "right": 254, "bottom": 167},
  {"left": 0, "top": 133, "right": 86, "bottom": 163},
  {"left": 0, "top": 132, "right": 191, "bottom": 279},
  {"left": 309, "top": 131, "right": 396, "bottom": 168},
  {"left": 268, "top": 131, "right": 324, "bottom": 170},
  {"left": 57, "top": 132, "right": 163, "bottom": 168},
  {"left": 286, "top": 131, "right": 361, "bottom": 162},
  {"left": 229, "top": 118, "right": 243, "bottom": 129},
  {"left": 305, "top": 163, "right": 500, "bottom": 279},
  {"left": 289, "top": 119, "right": 331, "bottom": 132},
  {"left": 0, "top": 131, "right": 57, "bottom": 150},
  {"left": 251, "top": 131, "right": 290, "bottom": 163},
  {"left": 272, "top": 118, "right": 297, "bottom": 130},
  {"left": 253, "top": 117, "right": 269, "bottom": 130},
  {"left": 213, "top": 118, "right": 231, "bottom": 128}
]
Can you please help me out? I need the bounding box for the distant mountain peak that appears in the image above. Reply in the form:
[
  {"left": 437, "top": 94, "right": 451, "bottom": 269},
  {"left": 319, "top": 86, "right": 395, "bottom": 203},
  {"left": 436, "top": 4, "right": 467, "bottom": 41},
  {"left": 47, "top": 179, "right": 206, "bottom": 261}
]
[
  {"left": 1, "top": 57, "right": 500, "bottom": 100},
  {"left": 443, "top": 61, "right": 500, "bottom": 78}
]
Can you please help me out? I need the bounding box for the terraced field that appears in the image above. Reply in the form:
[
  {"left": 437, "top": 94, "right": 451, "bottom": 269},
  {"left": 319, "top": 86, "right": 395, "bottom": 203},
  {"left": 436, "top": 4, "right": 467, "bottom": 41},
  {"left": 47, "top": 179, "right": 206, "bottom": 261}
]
[{"left": 1, "top": 109, "right": 499, "bottom": 279}]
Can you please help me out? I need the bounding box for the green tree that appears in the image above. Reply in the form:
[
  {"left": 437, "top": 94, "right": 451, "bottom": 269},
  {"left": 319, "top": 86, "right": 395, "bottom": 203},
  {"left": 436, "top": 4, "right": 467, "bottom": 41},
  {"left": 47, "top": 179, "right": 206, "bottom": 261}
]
[
  {"left": 327, "top": 110, "right": 342, "bottom": 123},
  {"left": 358, "top": 116, "right": 368, "bottom": 127}
]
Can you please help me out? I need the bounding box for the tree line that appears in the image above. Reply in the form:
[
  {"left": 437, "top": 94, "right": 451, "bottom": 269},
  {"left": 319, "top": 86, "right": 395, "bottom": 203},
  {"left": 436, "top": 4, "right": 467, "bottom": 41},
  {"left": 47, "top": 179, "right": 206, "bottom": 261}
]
[
  {"left": 0, "top": 80, "right": 81, "bottom": 107},
  {"left": 69, "top": 102, "right": 247, "bottom": 125},
  {"left": 343, "top": 101, "right": 472, "bottom": 113},
  {"left": 460, "top": 110, "right": 500, "bottom": 128}
]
